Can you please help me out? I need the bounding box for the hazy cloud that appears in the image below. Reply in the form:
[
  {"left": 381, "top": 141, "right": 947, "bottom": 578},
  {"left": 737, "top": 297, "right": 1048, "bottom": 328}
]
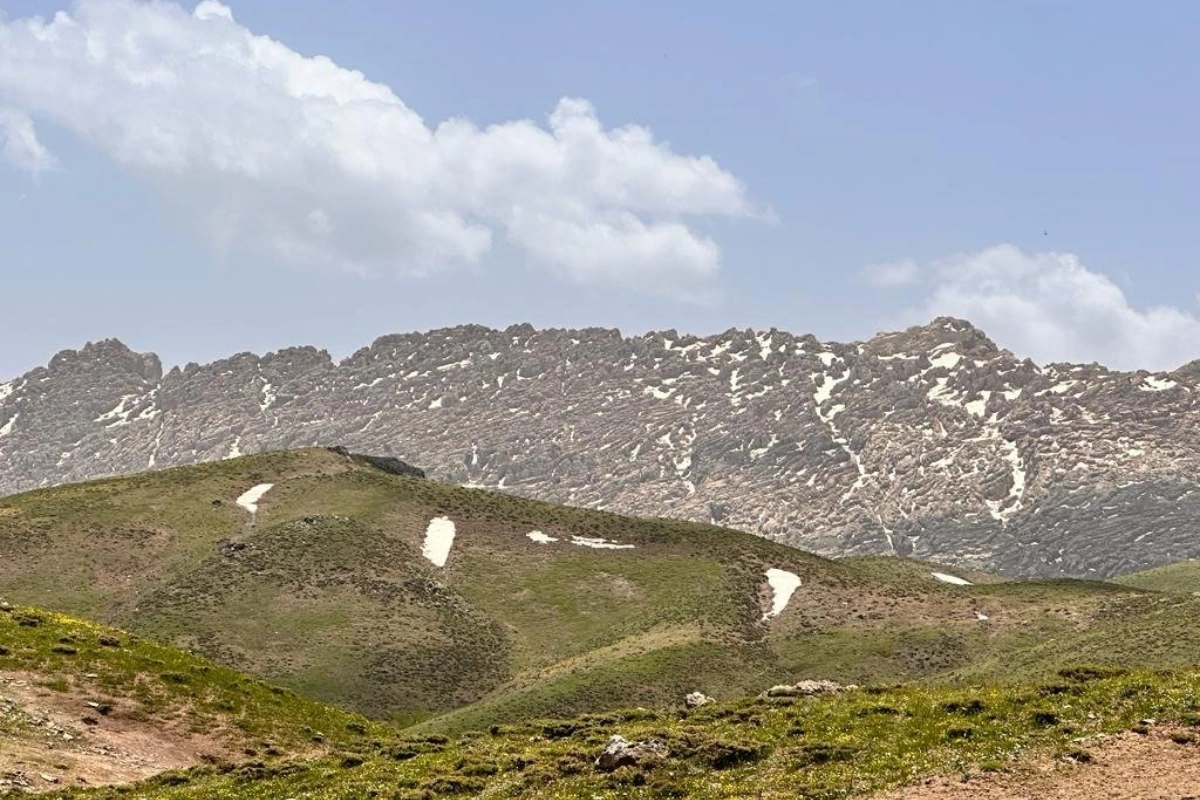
[
  {"left": 0, "top": 108, "right": 56, "bottom": 175},
  {"left": 878, "top": 244, "right": 1200, "bottom": 371},
  {"left": 0, "top": 0, "right": 756, "bottom": 299},
  {"left": 859, "top": 258, "right": 919, "bottom": 287}
]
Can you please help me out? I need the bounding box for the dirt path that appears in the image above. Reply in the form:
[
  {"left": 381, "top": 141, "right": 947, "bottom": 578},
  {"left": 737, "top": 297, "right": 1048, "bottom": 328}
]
[
  {"left": 875, "top": 726, "right": 1200, "bottom": 800},
  {"left": 0, "top": 672, "right": 230, "bottom": 793}
]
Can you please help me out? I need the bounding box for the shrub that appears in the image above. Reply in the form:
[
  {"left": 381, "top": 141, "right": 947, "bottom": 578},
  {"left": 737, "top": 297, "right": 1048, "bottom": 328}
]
[
  {"left": 941, "top": 699, "right": 986, "bottom": 716},
  {"left": 696, "top": 740, "right": 767, "bottom": 770}
]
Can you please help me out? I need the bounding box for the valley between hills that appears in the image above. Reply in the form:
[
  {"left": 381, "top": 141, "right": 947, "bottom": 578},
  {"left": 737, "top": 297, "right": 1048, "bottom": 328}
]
[{"left": 2, "top": 447, "right": 1200, "bottom": 797}]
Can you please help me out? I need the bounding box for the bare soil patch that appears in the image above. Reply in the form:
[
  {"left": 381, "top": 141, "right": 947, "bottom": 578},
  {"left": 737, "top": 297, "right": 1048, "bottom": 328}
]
[
  {"left": 0, "top": 671, "right": 233, "bottom": 793},
  {"left": 875, "top": 726, "right": 1200, "bottom": 800}
]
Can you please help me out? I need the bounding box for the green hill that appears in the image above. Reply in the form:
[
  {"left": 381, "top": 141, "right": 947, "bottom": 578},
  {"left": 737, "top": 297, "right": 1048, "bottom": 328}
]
[
  {"left": 2, "top": 448, "right": 1200, "bottom": 735},
  {"left": 1114, "top": 560, "right": 1200, "bottom": 593}
]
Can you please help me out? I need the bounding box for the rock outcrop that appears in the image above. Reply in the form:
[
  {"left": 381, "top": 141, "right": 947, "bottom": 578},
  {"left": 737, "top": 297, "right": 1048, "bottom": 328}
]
[
  {"left": 595, "top": 735, "right": 669, "bottom": 772},
  {"left": 326, "top": 446, "right": 426, "bottom": 479},
  {"left": 2, "top": 318, "right": 1199, "bottom": 578}
]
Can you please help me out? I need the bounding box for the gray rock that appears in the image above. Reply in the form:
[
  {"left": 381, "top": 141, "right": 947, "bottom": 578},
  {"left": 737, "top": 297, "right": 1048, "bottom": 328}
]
[
  {"left": 595, "top": 735, "right": 669, "bottom": 772},
  {"left": 764, "top": 680, "right": 851, "bottom": 698},
  {"left": 2, "top": 317, "right": 1200, "bottom": 578},
  {"left": 685, "top": 691, "right": 714, "bottom": 708}
]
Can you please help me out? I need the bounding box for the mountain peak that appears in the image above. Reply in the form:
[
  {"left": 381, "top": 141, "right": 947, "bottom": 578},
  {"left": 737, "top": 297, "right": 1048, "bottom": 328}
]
[
  {"left": 865, "top": 317, "right": 1001, "bottom": 359},
  {"left": 47, "top": 338, "right": 163, "bottom": 382}
]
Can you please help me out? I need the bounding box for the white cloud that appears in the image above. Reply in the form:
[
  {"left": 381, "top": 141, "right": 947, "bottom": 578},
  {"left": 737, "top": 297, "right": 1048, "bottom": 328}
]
[
  {"left": 860, "top": 258, "right": 919, "bottom": 287},
  {"left": 0, "top": 107, "right": 56, "bottom": 175},
  {"left": 0, "top": 0, "right": 756, "bottom": 299},
  {"left": 883, "top": 244, "right": 1200, "bottom": 371}
]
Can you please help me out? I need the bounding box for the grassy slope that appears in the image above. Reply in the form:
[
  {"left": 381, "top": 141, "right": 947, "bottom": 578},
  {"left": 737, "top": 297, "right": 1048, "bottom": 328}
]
[
  {"left": 0, "top": 604, "right": 387, "bottom": 771},
  {"left": 48, "top": 666, "right": 1200, "bottom": 800},
  {"left": 3, "top": 448, "right": 1200, "bottom": 733},
  {"left": 1114, "top": 560, "right": 1200, "bottom": 593}
]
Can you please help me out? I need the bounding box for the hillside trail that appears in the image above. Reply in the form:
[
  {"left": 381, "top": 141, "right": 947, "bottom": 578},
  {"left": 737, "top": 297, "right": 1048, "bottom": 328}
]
[{"left": 875, "top": 725, "right": 1200, "bottom": 800}]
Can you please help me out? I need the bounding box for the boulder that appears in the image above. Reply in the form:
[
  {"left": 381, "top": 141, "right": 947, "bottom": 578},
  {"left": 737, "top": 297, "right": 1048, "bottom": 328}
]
[
  {"left": 685, "top": 691, "right": 714, "bottom": 709},
  {"left": 595, "top": 735, "right": 669, "bottom": 772},
  {"left": 763, "top": 679, "right": 853, "bottom": 698}
]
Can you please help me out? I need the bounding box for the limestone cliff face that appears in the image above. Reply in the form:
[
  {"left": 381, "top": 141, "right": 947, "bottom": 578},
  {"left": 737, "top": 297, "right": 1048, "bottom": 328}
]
[{"left": 3, "top": 317, "right": 1198, "bottom": 578}]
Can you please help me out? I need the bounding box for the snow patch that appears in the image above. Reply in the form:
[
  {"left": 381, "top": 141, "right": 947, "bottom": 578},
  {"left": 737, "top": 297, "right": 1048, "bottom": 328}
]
[
  {"left": 0, "top": 413, "right": 16, "bottom": 438},
  {"left": 259, "top": 381, "right": 276, "bottom": 412},
  {"left": 422, "top": 516, "right": 456, "bottom": 567},
  {"left": 437, "top": 358, "right": 472, "bottom": 371},
  {"left": 749, "top": 434, "right": 779, "bottom": 461},
  {"left": 756, "top": 333, "right": 774, "bottom": 361},
  {"left": 0, "top": 381, "right": 14, "bottom": 402},
  {"left": 236, "top": 483, "right": 274, "bottom": 515},
  {"left": 96, "top": 394, "right": 140, "bottom": 428},
  {"left": 526, "top": 531, "right": 558, "bottom": 544},
  {"left": 762, "top": 568, "right": 802, "bottom": 621},
  {"left": 928, "top": 351, "right": 962, "bottom": 370},
  {"left": 931, "top": 572, "right": 972, "bottom": 586},
  {"left": 569, "top": 535, "right": 635, "bottom": 550},
  {"left": 813, "top": 372, "right": 847, "bottom": 405},
  {"left": 1140, "top": 376, "right": 1178, "bottom": 392}
]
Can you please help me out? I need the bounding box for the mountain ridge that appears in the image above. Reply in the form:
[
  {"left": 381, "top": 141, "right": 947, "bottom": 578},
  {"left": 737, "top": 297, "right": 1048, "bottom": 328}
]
[{"left": 2, "top": 317, "right": 1198, "bottom": 578}]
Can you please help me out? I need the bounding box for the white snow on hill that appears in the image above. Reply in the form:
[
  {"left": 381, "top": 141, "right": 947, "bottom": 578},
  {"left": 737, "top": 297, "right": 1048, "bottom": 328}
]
[
  {"left": 931, "top": 571, "right": 972, "bottom": 586},
  {"left": 423, "top": 516, "right": 456, "bottom": 567},
  {"left": 762, "top": 568, "right": 802, "bottom": 621},
  {"left": 569, "top": 535, "right": 635, "bottom": 550},
  {"left": 235, "top": 483, "right": 274, "bottom": 515}
]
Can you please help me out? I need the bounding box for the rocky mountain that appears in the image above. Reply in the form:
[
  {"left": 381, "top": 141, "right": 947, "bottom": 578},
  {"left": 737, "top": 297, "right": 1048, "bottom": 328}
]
[{"left": 1, "top": 317, "right": 1197, "bottom": 578}]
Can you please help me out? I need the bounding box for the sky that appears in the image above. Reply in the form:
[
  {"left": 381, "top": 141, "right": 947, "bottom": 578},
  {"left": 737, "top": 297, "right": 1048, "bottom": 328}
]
[{"left": 1, "top": 0, "right": 1199, "bottom": 377}]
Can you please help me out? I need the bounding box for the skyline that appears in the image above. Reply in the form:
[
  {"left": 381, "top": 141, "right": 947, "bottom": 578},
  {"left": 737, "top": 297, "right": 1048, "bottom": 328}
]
[{"left": 2, "top": 0, "right": 1199, "bottom": 375}]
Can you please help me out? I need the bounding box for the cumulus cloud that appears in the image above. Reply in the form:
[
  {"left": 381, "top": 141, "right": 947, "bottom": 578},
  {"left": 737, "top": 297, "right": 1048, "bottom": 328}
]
[
  {"left": 0, "top": 107, "right": 56, "bottom": 175},
  {"left": 877, "top": 244, "right": 1200, "bottom": 371},
  {"left": 0, "top": 0, "right": 756, "bottom": 298},
  {"left": 859, "top": 258, "right": 919, "bottom": 287}
]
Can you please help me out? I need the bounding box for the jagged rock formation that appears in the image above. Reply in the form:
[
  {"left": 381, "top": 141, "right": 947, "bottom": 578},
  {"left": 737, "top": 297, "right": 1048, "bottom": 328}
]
[{"left": 1, "top": 318, "right": 1198, "bottom": 578}]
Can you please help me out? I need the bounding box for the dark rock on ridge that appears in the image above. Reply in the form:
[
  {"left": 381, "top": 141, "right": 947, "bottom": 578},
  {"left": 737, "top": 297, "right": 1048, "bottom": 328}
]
[{"left": 327, "top": 446, "right": 426, "bottom": 479}]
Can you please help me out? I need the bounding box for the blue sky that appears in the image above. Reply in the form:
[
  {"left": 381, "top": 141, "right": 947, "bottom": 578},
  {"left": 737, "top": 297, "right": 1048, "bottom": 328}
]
[{"left": 2, "top": 0, "right": 1199, "bottom": 376}]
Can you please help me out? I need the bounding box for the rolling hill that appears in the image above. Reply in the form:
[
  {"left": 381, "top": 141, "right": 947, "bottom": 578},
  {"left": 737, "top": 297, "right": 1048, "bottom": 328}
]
[{"left": 5, "top": 448, "right": 1200, "bottom": 735}]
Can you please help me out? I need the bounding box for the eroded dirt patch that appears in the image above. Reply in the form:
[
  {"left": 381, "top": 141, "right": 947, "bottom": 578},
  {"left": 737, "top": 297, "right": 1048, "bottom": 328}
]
[
  {"left": 0, "top": 671, "right": 232, "bottom": 793},
  {"left": 876, "top": 725, "right": 1200, "bottom": 800}
]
